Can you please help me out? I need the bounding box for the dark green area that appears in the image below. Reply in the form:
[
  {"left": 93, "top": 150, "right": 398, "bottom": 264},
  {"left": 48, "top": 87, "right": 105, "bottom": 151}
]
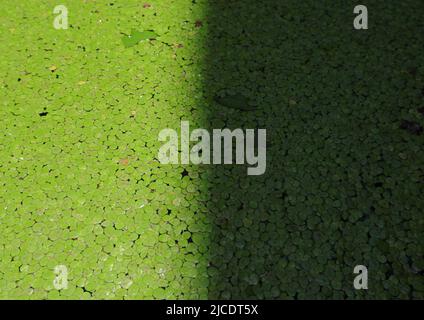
[{"left": 203, "top": 0, "right": 423, "bottom": 299}]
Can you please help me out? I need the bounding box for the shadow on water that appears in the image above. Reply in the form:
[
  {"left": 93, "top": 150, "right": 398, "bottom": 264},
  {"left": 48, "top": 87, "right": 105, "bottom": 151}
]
[{"left": 201, "top": 1, "right": 424, "bottom": 299}]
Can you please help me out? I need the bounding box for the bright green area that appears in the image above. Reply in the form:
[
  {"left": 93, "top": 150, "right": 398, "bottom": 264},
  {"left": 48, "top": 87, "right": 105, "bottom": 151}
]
[
  {"left": 1, "top": 0, "right": 211, "bottom": 299},
  {"left": 0, "top": 0, "right": 423, "bottom": 300}
]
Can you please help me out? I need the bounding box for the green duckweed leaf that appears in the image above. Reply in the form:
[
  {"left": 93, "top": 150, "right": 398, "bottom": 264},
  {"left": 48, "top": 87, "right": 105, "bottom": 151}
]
[{"left": 122, "top": 29, "right": 158, "bottom": 48}]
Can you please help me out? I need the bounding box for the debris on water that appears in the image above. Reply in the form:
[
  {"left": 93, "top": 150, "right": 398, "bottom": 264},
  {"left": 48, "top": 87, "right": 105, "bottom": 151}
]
[
  {"left": 400, "top": 120, "right": 423, "bottom": 135},
  {"left": 119, "top": 158, "right": 129, "bottom": 166}
]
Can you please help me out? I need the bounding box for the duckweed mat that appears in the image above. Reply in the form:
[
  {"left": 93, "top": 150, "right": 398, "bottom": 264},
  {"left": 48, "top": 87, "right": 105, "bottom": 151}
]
[{"left": 0, "top": 0, "right": 423, "bottom": 299}]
